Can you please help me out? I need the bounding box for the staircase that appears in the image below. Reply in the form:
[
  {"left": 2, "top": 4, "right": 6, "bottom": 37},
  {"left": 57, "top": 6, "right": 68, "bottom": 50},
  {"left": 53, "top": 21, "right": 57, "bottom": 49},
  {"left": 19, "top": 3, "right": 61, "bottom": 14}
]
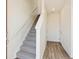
[{"left": 16, "top": 15, "right": 40, "bottom": 59}]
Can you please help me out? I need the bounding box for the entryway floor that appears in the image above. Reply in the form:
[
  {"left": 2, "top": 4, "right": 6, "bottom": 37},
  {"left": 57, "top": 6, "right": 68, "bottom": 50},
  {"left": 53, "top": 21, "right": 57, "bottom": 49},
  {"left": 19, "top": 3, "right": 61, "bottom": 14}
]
[{"left": 43, "top": 42, "right": 71, "bottom": 59}]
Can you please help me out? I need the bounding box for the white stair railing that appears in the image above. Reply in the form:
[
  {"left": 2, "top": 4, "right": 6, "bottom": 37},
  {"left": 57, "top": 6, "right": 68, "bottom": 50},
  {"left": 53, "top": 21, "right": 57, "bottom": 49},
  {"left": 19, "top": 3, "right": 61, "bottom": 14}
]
[{"left": 35, "top": 0, "right": 47, "bottom": 59}]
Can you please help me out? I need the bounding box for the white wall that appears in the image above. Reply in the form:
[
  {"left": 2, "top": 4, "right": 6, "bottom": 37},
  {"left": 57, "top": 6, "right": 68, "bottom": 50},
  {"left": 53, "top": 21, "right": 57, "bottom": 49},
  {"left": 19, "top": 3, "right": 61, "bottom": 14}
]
[
  {"left": 46, "top": 0, "right": 72, "bottom": 58},
  {"left": 60, "top": 0, "right": 72, "bottom": 58},
  {"left": 40, "top": 20, "right": 47, "bottom": 59},
  {"left": 45, "top": 0, "right": 65, "bottom": 12},
  {"left": 36, "top": 9, "right": 47, "bottom": 59},
  {"left": 47, "top": 13, "right": 60, "bottom": 41},
  {"left": 7, "top": 0, "right": 37, "bottom": 59}
]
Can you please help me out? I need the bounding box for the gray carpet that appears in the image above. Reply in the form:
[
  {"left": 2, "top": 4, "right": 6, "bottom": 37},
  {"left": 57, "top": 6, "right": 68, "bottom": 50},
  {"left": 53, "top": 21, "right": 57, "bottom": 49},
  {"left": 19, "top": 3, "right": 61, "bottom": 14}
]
[{"left": 16, "top": 15, "right": 40, "bottom": 59}]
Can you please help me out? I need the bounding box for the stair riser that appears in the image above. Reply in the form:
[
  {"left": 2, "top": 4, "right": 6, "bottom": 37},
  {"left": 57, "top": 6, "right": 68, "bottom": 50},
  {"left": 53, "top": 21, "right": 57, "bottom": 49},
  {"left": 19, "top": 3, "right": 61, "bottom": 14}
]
[
  {"left": 30, "top": 30, "right": 36, "bottom": 33},
  {"left": 23, "top": 41, "right": 36, "bottom": 48},
  {"left": 17, "top": 52, "right": 35, "bottom": 59},
  {"left": 21, "top": 47, "right": 36, "bottom": 54},
  {"left": 28, "top": 33, "right": 36, "bottom": 37}
]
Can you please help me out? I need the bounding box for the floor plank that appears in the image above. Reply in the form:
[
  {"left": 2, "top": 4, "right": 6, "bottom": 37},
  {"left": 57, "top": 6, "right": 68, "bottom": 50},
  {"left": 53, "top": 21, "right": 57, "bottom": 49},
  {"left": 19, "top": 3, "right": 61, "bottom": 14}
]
[{"left": 43, "top": 42, "right": 71, "bottom": 59}]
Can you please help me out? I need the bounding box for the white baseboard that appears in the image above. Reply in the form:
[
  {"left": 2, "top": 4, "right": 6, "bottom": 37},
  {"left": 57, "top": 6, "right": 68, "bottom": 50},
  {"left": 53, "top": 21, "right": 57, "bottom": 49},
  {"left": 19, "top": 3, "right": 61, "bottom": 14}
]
[
  {"left": 47, "top": 40, "right": 60, "bottom": 42},
  {"left": 60, "top": 41, "right": 73, "bottom": 59}
]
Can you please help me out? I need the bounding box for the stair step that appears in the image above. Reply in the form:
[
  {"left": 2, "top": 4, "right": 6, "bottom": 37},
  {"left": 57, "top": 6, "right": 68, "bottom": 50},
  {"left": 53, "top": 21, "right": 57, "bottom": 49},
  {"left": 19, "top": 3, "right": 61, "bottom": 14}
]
[
  {"left": 23, "top": 40, "right": 36, "bottom": 48},
  {"left": 31, "top": 26, "right": 35, "bottom": 30},
  {"left": 26, "top": 37, "right": 36, "bottom": 41},
  {"left": 25, "top": 35, "right": 36, "bottom": 41},
  {"left": 17, "top": 51, "right": 35, "bottom": 59},
  {"left": 30, "top": 29, "right": 36, "bottom": 33},
  {"left": 22, "top": 43, "right": 36, "bottom": 49},
  {"left": 21, "top": 45, "right": 36, "bottom": 54},
  {"left": 28, "top": 32, "right": 36, "bottom": 36},
  {"left": 26, "top": 35, "right": 36, "bottom": 40},
  {"left": 29, "top": 32, "right": 36, "bottom": 36}
]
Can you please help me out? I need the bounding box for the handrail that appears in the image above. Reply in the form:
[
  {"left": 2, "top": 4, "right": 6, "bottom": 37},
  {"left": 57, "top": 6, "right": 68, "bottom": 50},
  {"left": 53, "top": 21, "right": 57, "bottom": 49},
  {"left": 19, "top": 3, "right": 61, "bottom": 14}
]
[{"left": 35, "top": 14, "right": 44, "bottom": 30}]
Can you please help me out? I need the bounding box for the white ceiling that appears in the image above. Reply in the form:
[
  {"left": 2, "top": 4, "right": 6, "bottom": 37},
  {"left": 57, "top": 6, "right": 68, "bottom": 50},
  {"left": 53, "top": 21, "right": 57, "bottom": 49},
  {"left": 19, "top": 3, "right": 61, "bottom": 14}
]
[{"left": 45, "top": 0, "right": 65, "bottom": 13}]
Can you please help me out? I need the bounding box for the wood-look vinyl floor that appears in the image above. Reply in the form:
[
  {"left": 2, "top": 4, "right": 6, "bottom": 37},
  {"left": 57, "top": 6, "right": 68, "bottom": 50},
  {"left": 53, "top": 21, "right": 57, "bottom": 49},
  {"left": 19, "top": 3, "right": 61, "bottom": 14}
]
[{"left": 43, "top": 42, "right": 71, "bottom": 59}]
